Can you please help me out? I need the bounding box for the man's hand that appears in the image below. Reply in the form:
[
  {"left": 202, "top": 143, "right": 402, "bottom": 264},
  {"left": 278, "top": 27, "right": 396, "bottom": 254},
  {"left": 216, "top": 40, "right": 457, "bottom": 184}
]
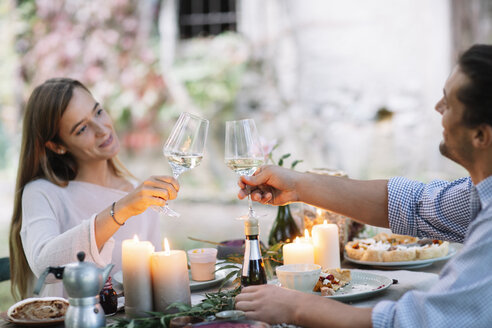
[{"left": 238, "top": 165, "right": 302, "bottom": 205}]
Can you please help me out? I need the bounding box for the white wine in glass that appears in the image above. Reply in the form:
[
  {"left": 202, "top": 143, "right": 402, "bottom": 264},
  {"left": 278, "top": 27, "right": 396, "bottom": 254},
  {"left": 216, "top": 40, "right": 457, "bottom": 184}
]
[
  {"left": 224, "top": 119, "right": 264, "bottom": 219},
  {"left": 164, "top": 151, "right": 204, "bottom": 175},
  {"left": 159, "top": 112, "right": 209, "bottom": 217},
  {"left": 225, "top": 158, "right": 264, "bottom": 176}
]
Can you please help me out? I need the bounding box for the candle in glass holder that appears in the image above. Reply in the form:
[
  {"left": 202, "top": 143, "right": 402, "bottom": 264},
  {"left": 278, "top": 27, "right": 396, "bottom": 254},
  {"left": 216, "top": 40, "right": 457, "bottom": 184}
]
[
  {"left": 187, "top": 248, "right": 217, "bottom": 281},
  {"left": 151, "top": 238, "right": 191, "bottom": 313},
  {"left": 312, "top": 220, "right": 340, "bottom": 269},
  {"left": 122, "top": 235, "right": 154, "bottom": 317},
  {"left": 283, "top": 237, "right": 315, "bottom": 265}
]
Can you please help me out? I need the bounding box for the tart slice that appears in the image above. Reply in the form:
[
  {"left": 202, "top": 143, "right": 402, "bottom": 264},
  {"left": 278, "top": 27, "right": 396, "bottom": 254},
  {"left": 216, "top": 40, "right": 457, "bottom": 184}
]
[{"left": 313, "top": 268, "right": 351, "bottom": 296}]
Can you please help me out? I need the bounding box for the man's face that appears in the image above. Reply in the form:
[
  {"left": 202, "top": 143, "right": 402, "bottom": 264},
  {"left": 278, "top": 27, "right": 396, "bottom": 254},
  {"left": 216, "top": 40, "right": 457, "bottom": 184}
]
[{"left": 435, "top": 66, "right": 474, "bottom": 166}]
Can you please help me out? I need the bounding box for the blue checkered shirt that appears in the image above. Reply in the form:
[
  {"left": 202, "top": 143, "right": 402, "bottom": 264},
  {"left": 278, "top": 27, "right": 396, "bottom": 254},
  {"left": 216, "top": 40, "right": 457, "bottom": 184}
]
[{"left": 372, "top": 176, "right": 492, "bottom": 328}]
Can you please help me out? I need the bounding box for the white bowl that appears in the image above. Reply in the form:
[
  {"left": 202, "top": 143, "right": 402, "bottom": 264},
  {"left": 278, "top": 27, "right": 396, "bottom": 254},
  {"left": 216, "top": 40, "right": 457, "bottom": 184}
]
[{"left": 275, "top": 264, "right": 321, "bottom": 293}]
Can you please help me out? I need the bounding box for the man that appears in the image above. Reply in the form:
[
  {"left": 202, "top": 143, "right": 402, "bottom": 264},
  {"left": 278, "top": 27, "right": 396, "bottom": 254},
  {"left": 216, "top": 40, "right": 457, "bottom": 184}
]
[{"left": 234, "top": 44, "right": 492, "bottom": 327}]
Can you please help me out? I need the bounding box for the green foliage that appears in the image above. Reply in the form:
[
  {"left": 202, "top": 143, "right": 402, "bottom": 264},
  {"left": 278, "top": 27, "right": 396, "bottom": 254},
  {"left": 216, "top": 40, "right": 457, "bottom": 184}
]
[
  {"left": 215, "top": 241, "right": 285, "bottom": 287},
  {"left": 107, "top": 287, "right": 240, "bottom": 328},
  {"left": 267, "top": 144, "right": 303, "bottom": 170},
  {"left": 173, "top": 33, "right": 248, "bottom": 118}
]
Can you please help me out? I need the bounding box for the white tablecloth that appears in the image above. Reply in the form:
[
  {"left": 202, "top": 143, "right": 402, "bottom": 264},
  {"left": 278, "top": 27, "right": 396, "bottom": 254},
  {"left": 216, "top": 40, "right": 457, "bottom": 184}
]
[{"left": 348, "top": 269, "right": 439, "bottom": 307}]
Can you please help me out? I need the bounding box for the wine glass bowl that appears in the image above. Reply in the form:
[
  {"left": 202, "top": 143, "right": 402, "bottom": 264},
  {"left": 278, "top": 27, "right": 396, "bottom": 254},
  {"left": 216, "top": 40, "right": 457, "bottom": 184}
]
[
  {"left": 159, "top": 112, "right": 209, "bottom": 217},
  {"left": 224, "top": 119, "right": 264, "bottom": 220}
]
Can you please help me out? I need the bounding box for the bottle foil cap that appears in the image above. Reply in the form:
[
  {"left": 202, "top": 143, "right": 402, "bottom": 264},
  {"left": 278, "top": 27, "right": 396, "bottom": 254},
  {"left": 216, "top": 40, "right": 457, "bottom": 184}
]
[{"left": 244, "top": 218, "right": 259, "bottom": 236}]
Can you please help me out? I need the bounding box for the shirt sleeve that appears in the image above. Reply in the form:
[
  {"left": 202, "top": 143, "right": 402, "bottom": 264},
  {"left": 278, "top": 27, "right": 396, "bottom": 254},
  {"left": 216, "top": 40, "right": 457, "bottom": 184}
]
[
  {"left": 20, "top": 182, "right": 115, "bottom": 283},
  {"left": 372, "top": 213, "right": 492, "bottom": 327},
  {"left": 387, "top": 176, "right": 472, "bottom": 242}
]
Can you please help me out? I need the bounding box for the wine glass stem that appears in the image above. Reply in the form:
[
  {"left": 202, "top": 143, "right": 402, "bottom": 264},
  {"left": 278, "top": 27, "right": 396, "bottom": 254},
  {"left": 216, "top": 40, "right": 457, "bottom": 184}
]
[{"left": 248, "top": 194, "right": 255, "bottom": 217}]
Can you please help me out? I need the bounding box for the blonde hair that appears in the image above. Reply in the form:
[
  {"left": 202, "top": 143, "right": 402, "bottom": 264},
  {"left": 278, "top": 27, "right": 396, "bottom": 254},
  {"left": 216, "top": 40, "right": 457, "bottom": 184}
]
[{"left": 9, "top": 78, "right": 131, "bottom": 299}]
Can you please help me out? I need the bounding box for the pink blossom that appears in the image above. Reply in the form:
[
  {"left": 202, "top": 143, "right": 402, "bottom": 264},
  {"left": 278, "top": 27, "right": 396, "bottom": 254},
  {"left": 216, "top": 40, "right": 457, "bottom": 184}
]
[{"left": 259, "top": 136, "right": 278, "bottom": 163}]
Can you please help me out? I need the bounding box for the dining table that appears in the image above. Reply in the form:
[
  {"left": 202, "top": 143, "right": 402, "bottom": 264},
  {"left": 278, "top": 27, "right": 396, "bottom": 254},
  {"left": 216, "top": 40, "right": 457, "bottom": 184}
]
[{"left": 0, "top": 243, "right": 461, "bottom": 328}]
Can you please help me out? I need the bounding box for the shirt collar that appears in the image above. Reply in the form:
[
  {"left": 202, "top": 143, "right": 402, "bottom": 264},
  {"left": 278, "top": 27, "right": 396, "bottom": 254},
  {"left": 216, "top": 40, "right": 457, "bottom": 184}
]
[{"left": 475, "top": 175, "right": 492, "bottom": 210}]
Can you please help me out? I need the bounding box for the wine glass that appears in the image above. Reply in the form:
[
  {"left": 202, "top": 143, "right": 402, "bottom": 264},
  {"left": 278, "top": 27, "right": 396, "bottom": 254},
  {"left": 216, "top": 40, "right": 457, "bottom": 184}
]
[
  {"left": 224, "top": 119, "right": 264, "bottom": 220},
  {"left": 158, "top": 112, "right": 209, "bottom": 217}
]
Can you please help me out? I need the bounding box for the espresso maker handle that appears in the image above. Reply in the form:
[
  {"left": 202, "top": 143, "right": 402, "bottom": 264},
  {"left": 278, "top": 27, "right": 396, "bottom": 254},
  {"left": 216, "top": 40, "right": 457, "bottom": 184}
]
[{"left": 33, "top": 266, "right": 65, "bottom": 295}]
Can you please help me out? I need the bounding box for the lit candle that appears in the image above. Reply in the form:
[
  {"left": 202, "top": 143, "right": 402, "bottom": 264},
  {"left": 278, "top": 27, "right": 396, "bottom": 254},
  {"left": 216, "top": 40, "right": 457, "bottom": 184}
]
[
  {"left": 312, "top": 220, "right": 340, "bottom": 269},
  {"left": 283, "top": 237, "right": 315, "bottom": 265},
  {"left": 122, "top": 235, "right": 154, "bottom": 317},
  {"left": 300, "top": 229, "right": 311, "bottom": 244},
  {"left": 151, "top": 238, "right": 191, "bottom": 313}
]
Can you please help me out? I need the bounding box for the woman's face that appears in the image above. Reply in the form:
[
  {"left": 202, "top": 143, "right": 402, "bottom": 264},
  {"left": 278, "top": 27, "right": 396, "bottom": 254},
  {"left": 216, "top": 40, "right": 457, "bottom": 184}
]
[{"left": 56, "top": 87, "right": 120, "bottom": 165}]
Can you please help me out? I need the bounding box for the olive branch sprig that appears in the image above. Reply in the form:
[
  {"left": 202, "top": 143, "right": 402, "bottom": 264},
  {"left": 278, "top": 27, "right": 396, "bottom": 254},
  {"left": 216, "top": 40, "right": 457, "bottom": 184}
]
[{"left": 266, "top": 143, "right": 303, "bottom": 169}]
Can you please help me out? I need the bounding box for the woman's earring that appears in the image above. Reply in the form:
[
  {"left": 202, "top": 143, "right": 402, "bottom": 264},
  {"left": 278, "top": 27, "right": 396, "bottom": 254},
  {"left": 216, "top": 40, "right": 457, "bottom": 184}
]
[{"left": 58, "top": 149, "right": 66, "bottom": 154}]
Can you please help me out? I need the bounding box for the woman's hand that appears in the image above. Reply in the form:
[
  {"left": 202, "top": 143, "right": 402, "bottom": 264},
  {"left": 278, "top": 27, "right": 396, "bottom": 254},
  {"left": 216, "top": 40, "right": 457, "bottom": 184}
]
[
  {"left": 115, "top": 175, "right": 179, "bottom": 221},
  {"left": 238, "top": 165, "right": 302, "bottom": 205}
]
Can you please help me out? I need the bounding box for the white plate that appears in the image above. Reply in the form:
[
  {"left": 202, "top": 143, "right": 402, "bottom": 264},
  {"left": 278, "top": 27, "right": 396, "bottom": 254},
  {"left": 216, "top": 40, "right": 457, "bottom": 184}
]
[
  {"left": 271, "top": 270, "right": 392, "bottom": 302},
  {"left": 344, "top": 245, "right": 457, "bottom": 269},
  {"left": 113, "top": 266, "right": 230, "bottom": 292}
]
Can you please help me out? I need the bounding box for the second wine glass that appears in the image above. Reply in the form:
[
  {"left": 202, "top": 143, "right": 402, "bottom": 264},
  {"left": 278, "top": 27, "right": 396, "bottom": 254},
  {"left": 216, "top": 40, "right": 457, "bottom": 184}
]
[
  {"left": 224, "top": 119, "right": 264, "bottom": 220},
  {"left": 159, "top": 112, "right": 209, "bottom": 217}
]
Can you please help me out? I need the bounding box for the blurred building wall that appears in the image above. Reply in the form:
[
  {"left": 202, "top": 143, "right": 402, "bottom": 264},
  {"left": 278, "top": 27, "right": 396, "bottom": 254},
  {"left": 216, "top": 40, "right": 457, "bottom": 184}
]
[{"left": 236, "top": 0, "right": 467, "bottom": 181}]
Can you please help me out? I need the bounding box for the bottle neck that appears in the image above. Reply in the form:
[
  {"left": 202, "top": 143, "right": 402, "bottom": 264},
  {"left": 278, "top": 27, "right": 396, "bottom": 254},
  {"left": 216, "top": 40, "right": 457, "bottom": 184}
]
[
  {"left": 277, "top": 205, "right": 290, "bottom": 221},
  {"left": 244, "top": 235, "right": 261, "bottom": 260}
]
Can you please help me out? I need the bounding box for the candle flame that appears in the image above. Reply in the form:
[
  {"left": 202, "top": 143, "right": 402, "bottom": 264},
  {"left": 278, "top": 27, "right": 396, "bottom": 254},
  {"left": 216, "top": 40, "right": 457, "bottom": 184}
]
[
  {"left": 133, "top": 235, "right": 140, "bottom": 242},
  {"left": 323, "top": 220, "right": 328, "bottom": 225},
  {"left": 163, "top": 238, "right": 171, "bottom": 255},
  {"left": 294, "top": 236, "right": 300, "bottom": 244},
  {"left": 304, "top": 229, "right": 310, "bottom": 239},
  {"left": 316, "top": 208, "right": 323, "bottom": 217}
]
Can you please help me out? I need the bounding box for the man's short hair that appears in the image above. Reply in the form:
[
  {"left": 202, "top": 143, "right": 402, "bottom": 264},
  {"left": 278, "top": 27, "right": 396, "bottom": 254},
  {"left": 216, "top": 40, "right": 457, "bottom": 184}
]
[{"left": 458, "top": 44, "right": 492, "bottom": 127}]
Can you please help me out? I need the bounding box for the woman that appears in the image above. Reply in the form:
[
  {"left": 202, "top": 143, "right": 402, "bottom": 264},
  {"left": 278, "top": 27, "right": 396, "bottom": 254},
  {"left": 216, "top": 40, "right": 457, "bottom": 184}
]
[{"left": 9, "top": 78, "right": 178, "bottom": 300}]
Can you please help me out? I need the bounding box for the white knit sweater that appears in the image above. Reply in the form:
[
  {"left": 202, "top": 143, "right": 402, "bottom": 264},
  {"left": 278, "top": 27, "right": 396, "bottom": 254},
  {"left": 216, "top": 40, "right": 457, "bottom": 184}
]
[{"left": 20, "top": 179, "right": 162, "bottom": 297}]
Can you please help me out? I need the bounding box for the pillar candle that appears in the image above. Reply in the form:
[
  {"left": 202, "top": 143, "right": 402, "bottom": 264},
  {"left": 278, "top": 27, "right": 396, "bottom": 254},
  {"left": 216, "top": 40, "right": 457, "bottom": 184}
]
[
  {"left": 283, "top": 237, "right": 315, "bottom": 265},
  {"left": 312, "top": 220, "right": 340, "bottom": 269},
  {"left": 122, "top": 235, "right": 154, "bottom": 317},
  {"left": 151, "top": 238, "right": 191, "bottom": 313}
]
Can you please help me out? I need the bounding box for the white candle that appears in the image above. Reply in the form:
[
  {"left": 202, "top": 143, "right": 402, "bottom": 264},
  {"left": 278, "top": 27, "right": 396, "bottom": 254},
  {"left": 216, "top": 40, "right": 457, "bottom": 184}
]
[
  {"left": 122, "top": 235, "right": 154, "bottom": 317},
  {"left": 283, "top": 237, "right": 315, "bottom": 265},
  {"left": 151, "top": 238, "right": 191, "bottom": 313},
  {"left": 312, "top": 220, "right": 340, "bottom": 269}
]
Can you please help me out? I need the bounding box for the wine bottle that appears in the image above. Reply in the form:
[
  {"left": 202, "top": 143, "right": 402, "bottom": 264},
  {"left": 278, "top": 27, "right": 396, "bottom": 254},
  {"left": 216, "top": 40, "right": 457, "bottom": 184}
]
[
  {"left": 268, "top": 204, "right": 302, "bottom": 246},
  {"left": 241, "top": 234, "right": 267, "bottom": 287}
]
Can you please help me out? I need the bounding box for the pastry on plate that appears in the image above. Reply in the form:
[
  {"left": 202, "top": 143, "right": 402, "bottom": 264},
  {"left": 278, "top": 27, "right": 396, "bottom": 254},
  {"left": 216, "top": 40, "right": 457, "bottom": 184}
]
[
  {"left": 313, "top": 268, "right": 351, "bottom": 296},
  {"left": 345, "top": 232, "right": 449, "bottom": 262},
  {"left": 7, "top": 297, "right": 69, "bottom": 321}
]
